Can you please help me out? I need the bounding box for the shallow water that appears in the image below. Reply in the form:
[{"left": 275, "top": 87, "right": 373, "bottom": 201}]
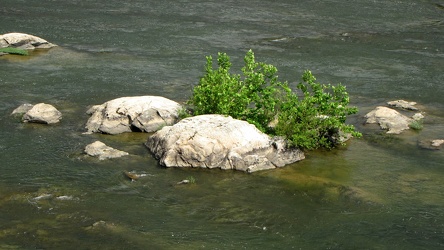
[{"left": 1, "top": 0, "right": 444, "bottom": 249}]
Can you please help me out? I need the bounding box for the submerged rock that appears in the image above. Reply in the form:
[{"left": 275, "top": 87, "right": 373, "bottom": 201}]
[
  {"left": 0, "top": 32, "right": 57, "bottom": 52},
  {"left": 22, "top": 103, "right": 62, "bottom": 124},
  {"left": 431, "top": 139, "right": 444, "bottom": 147},
  {"left": 420, "top": 139, "right": 444, "bottom": 150},
  {"left": 146, "top": 114, "right": 304, "bottom": 173},
  {"left": 177, "top": 179, "right": 190, "bottom": 185},
  {"left": 123, "top": 171, "right": 150, "bottom": 181},
  {"left": 364, "top": 106, "right": 413, "bottom": 134},
  {"left": 85, "top": 96, "right": 182, "bottom": 135},
  {"left": 85, "top": 141, "right": 129, "bottom": 160}
]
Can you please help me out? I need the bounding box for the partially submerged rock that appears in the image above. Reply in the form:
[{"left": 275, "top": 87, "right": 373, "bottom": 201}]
[
  {"left": 364, "top": 106, "right": 413, "bottom": 134},
  {"left": 11, "top": 103, "right": 34, "bottom": 115},
  {"left": 418, "top": 139, "right": 444, "bottom": 150},
  {"left": 85, "top": 96, "right": 182, "bottom": 135},
  {"left": 123, "top": 171, "right": 149, "bottom": 181},
  {"left": 387, "top": 100, "right": 418, "bottom": 111},
  {"left": 22, "top": 103, "right": 62, "bottom": 124},
  {"left": 431, "top": 139, "right": 444, "bottom": 147},
  {"left": 0, "top": 33, "right": 57, "bottom": 54},
  {"left": 85, "top": 141, "right": 129, "bottom": 160},
  {"left": 146, "top": 114, "right": 304, "bottom": 173}
]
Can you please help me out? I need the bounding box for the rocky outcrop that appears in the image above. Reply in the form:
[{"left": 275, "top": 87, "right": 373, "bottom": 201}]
[
  {"left": 22, "top": 103, "right": 62, "bottom": 124},
  {"left": 364, "top": 106, "right": 424, "bottom": 134},
  {"left": 85, "top": 96, "right": 182, "bottom": 135},
  {"left": 146, "top": 114, "right": 305, "bottom": 173},
  {"left": 84, "top": 141, "right": 129, "bottom": 160},
  {"left": 0, "top": 33, "right": 57, "bottom": 52}
]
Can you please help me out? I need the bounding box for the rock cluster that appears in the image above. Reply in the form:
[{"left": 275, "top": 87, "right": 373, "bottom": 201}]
[
  {"left": 12, "top": 103, "right": 62, "bottom": 124},
  {"left": 364, "top": 100, "right": 423, "bottom": 134},
  {"left": 146, "top": 114, "right": 305, "bottom": 173},
  {"left": 364, "top": 106, "right": 413, "bottom": 134}
]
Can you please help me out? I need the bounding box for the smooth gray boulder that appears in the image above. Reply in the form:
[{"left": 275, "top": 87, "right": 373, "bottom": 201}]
[
  {"left": 85, "top": 141, "right": 129, "bottom": 160},
  {"left": 0, "top": 33, "right": 57, "bottom": 51},
  {"left": 85, "top": 96, "right": 182, "bottom": 135},
  {"left": 22, "top": 103, "right": 62, "bottom": 124},
  {"left": 146, "top": 114, "right": 305, "bottom": 173}
]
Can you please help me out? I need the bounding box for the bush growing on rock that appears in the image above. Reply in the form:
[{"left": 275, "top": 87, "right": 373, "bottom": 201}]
[{"left": 187, "top": 50, "right": 361, "bottom": 150}]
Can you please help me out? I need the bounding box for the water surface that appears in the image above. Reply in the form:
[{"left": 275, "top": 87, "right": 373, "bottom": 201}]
[{"left": 1, "top": 0, "right": 444, "bottom": 249}]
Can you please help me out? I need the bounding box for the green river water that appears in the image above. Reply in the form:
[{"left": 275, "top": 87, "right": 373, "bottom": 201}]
[{"left": 1, "top": 0, "right": 444, "bottom": 249}]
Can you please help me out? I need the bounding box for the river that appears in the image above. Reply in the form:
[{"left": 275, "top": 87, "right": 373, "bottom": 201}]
[{"left": 1, "top": 0, "right": 443, "bottom": 249}]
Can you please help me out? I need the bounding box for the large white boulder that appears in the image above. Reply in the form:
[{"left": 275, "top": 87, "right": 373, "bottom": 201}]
[
  {"left": 22, "top": 103, "right": 62, "bottom": 124},
  {"left": 146, "top": 114, "right": 305, "bottom": 173},
  {"left": 0, "top": 33, "right": 57, "bottom": 50},
  {"left": 85, "top": 96, "right": 182, "bottom": 134}
]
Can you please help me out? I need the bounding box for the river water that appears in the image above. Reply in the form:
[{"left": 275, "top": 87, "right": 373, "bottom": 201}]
[{"left": 1, "top": 0, "right": 443, "bottom": 249}]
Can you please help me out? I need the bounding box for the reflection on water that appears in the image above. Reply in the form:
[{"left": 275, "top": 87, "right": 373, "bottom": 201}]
[{"left": 1, "top": 0, "right": 444, "bottom": 249}]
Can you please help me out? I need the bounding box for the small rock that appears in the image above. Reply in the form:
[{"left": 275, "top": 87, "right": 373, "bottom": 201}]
[
  {"left": 418, "top": 139, "right": 444, "bottom": 150},
  {"left": 92, "top": 221, "right": 107, "bottom": 228},
  {"left": 11, "top": 103, "right": 34, "bottom": 115},
  {"left": 123, "top": 171, "right": 149, "bottom": 181},
  {"left": 387, "top": 100, "right": 418, "bottom": 111},
  {"left": 85, "top": 141, "right": 129, "bottom": 160},
  {"left": 431, "top": 139, "right": 444, "bottom": 147},
  {"left": 412, "top": 113, "right": 425, "bottom": 121},
  {"left": 33, "top": 194, "right": 52, "bottom": 201},
  {"left": 22, "top": 103, "right": 62, "bottom": 124},
  {"left": 177, "top": 179, "right": 190, "bottom": 185},
  {"left": 55, "top": 195, "right": 75, "bottom": 201},
  {"left": 123, "top": 171, "right": 140, "bottom": 181}
]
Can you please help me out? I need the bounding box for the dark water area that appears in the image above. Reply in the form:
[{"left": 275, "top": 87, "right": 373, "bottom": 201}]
[{"left": 1, "top": 0, "right": 444, "bottom": 249}]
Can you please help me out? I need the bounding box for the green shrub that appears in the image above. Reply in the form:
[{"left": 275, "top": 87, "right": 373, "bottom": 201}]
[
  {"left": 409, "top": 120, "right": 423, "bottom": 130},
  {"left": 0, "top": 47, "right": 29, "bottom": 56},
  {"left": 276, "top": 70, "right": 361, "bottom": 149},
  {"left": 187, "top": 50, "right": 361, "bottom": 150},
  {"left": 188, "top": 50, "right": 288, "bottom": 132}
]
